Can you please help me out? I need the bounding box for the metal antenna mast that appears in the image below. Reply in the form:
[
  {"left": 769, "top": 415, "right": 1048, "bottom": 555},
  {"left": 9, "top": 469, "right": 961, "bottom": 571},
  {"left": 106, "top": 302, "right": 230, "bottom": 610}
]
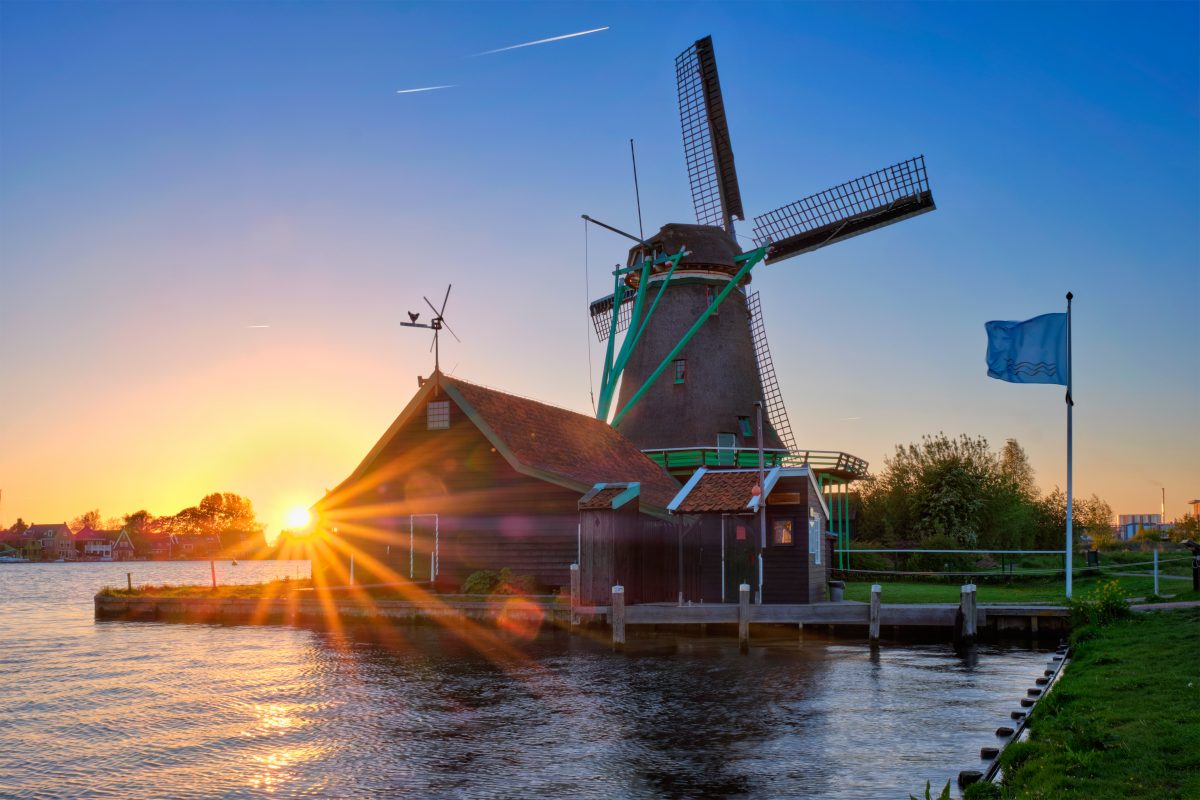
[{"left": 400, "top": 284, "right": 461, "bottom": 375}]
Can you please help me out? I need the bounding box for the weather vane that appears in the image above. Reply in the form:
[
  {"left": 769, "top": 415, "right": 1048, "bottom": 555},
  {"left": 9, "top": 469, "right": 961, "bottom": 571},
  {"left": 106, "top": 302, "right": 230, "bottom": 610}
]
[{"left": 400, "top": 284, "right": 460, "bottom": 379}]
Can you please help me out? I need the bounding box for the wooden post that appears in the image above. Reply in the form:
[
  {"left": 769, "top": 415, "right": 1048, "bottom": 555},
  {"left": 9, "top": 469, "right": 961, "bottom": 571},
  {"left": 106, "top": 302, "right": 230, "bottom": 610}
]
[
  {"left": 738, "top": 583, "right": 750, "bottom": 650},
  {"left": 960, "top": 584, "right": 977, "bottom": 641},
  {"left": 210, "top": 559, "right": 217, "bottom": 590},
  {"left": 869, "top": 584, "right": 881, "bottom": 642},
  {"left": 611, "top": 585, "right": 625, "bottom": 648},
  {"left": 127, "top": 572, "right": 132, "bottom": 591},
  {"left": 569, "top": 564, "right": 580, "bottom": 626}
]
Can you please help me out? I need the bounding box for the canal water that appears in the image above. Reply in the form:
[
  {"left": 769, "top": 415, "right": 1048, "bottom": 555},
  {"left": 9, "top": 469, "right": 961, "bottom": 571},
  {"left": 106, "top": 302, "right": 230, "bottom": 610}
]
[{"left": 0, "top": 562, "right": 1050, "bottom": 799}]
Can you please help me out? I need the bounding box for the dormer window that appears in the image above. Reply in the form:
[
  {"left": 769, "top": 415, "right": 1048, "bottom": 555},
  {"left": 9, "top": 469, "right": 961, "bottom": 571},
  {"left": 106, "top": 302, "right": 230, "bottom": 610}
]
[{"left": 427, "top": 401, "right": 450, "bottom": 430}]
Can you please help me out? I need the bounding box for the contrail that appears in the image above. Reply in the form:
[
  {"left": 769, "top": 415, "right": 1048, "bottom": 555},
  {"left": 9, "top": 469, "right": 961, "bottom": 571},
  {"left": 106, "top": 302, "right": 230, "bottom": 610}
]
[
  {"left": 476, "top": 26, "right": 609, "bottom": 56},
  {"left": 246, "top": 324, "right": 271, "bottom": 329},
  {"left": 395, "top": 84, "right": 456, "bottom": 94},
  {"left": 838, "top": 416, "right": 862, "bottom": 421}
]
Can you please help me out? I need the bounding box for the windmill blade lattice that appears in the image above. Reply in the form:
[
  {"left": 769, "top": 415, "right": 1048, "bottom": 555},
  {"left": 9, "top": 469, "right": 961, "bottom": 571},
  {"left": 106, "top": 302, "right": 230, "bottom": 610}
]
[
  {"left": 753, "top": 156, "right": 935, "bottom": 263},
  {"left": 676, "top": 36, "right": 744, "bottom": 232}
]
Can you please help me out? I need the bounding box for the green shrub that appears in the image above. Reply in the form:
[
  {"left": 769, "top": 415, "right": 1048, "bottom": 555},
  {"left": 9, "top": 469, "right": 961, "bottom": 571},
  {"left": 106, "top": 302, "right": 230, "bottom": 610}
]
[
  {"left": 844, "top": 541, "right": 891, "bottom": 572},
  {"left": 461, "top": 570, "right": 500, "bottom": 595},
  {"left": 907, "top": 534, "right": 976, "bottom": 574},
  {"left": 909, "top": 780, "right": 952, "bottom": 800},
  {"left": 460, "top": 567, "right": 540, "bottom": 596},
  {"left": 1068, "top": 580, "right": 1131, "bottom": 627},
  {"left": 963, "top": 781, "right": 1001, "bottom": 799}
]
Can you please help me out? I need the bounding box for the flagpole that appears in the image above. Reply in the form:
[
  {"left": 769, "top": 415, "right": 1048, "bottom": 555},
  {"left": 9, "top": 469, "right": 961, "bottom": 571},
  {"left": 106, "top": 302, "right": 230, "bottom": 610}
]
[{"left": 1065, "top": 291, "right": 1074, "bottom": 599}]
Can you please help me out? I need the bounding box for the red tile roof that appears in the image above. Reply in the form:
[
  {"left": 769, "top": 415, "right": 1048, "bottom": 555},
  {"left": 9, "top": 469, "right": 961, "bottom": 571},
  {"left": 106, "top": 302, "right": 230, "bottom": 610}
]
[
  {"left": 447, "top": 378, "right": 681, "bottom": 510},
  {"left": 578, "top": 487, "right": 629, "bottom": 510},
  {"left": 672, "top": 470, "right": 760, "bottom": 513}
]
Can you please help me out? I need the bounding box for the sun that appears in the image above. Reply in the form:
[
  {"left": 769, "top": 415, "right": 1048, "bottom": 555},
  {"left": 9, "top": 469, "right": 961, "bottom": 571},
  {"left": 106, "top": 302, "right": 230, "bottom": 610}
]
[{"left": 285, "top": 507, "right": 313, "bottom": 531}]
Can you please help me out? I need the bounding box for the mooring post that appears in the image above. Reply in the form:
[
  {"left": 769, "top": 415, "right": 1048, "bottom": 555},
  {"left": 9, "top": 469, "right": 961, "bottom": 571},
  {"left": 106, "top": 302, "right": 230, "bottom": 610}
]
[
  {"left": 738, "top": 583, "right": 751, "bottom": 650},
  {"left": 210, "top": 559, "right": 217, "bottom": 590},
  {"left": 869, "top": 584, "right": 882, "bottom": 642},
  {"left": 960, "top": 584, "right": 977, "bottom": 641},
  {"left": 611, "top": 585, "right": 625, "bottom": 648},
  {"left": 569, "top": 564, "right": 580, "bottom": 626},
  {"left": 127, "top": 572, "right": 132, "bottom": 592}
]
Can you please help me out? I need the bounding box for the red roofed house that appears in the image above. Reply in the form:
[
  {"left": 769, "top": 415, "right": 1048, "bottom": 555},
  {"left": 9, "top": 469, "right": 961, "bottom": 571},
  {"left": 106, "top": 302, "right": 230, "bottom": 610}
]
[{"left": 315, "top": 374, "right": 681, "bottom": 592}]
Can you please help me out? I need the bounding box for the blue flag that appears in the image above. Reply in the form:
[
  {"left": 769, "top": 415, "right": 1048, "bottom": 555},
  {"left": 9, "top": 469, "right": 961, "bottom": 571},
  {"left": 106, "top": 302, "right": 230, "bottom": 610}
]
[{"left": 985, "top": 313, "right": 1068, "bottom": 385}]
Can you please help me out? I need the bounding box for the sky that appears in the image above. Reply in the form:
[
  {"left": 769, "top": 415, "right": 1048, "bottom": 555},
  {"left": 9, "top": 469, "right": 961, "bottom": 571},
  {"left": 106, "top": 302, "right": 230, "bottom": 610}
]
[{"left": 1, "top": 1, "right": 1197, "bottom": 538}]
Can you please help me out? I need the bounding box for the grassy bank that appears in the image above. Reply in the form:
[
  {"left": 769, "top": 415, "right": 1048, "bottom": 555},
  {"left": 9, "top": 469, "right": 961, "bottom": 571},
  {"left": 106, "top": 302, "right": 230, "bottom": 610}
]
[
  {"left": 842, "top": 575, "right": 1199, "bottom": 605},
  {"left": 965, "top": 607, "right": 1200, "bottom": 799},
  {"left": 98, "top": 578, "right": 313, "bottom": 598}
]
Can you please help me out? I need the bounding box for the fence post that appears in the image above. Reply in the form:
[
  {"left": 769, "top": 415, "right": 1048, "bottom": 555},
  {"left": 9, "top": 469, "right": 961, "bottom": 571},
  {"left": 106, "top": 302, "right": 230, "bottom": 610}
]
[
  {"left": 739, "top": 583, "right": 751, "bottom": 650},
  {"left": 611, "top": 585, "right": 625, "bottom": 648},
  {"left": 960, "top": 584, "right": 977, "bottom": 641},
  {"left": 1153, "top": 549, "right": 1159, "bottom": 596},
  {"left": 127, "top": 572, "right": 132, "bottom": 592},
  {"left": 569, "top": 564, "right": 580, "bottom": 626},
  {"left": 869, "top": 584, "right": 882, "bottom": 642}
]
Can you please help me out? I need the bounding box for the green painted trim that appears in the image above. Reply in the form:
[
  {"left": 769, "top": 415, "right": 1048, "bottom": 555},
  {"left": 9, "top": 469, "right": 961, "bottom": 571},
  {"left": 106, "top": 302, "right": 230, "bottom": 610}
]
[
  {"left": 595, "top": 250, "right": 684, "bottom": 422},
  {"left": 611, "top": 246, "right": 767, "bottom": 428},
  {"left": 595, "top": 270, "right": 625, "bottom": 419},
  {"left": 611, "top": 482, "right": 641, "bottom": 510}
]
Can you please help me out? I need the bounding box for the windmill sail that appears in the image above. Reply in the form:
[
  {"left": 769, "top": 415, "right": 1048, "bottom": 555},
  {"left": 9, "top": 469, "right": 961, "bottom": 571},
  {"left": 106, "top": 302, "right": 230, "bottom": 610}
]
[
  {"left": 746, "top": 290, "right": 797, "bottom": 453},
  {"left": 588, "top": 288, "right": 637, "bottom": 341},
  {"left": 676, "top": 36, "right": 744, "bottom": 232},
  {"left": 753, "top": 156, "right": 935, "bottom": 264}
]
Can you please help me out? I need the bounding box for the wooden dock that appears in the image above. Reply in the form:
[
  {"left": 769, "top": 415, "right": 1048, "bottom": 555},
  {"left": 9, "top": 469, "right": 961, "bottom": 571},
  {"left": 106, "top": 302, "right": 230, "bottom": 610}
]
[
  {"left": 94, "top": 582, "right": 1068, "bottom": 644},
  {"left": 579, "top": 584, "right": 1069, "bottom": 646}
]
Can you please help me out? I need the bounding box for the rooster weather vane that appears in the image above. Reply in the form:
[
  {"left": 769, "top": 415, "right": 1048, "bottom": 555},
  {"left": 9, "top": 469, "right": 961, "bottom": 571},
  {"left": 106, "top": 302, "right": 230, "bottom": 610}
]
[{"left": 400, "top": 284, "right": 460, "bottom": 377}]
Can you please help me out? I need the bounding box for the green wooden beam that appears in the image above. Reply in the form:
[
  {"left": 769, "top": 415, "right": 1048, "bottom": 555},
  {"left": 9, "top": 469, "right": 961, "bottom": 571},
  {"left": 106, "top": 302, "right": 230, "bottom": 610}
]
[{"left": 610, "top": 246, "right": 767, "bottom": 428}]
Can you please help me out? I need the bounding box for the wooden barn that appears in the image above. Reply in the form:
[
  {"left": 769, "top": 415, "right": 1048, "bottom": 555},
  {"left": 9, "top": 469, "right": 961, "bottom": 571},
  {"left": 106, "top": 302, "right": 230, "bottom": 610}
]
[{"left": 313, "top": 373, "right": 681, "bottom": 592}]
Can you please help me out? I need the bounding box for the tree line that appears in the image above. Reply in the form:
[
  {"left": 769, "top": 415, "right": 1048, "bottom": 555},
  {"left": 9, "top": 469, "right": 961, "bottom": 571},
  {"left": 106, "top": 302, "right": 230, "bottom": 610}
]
[
  {"left": 6, "top": 492, "right": 267, "bottom": 555},
  {"left": 855, "top": 434, "right": 1114, "bottom": 551}
]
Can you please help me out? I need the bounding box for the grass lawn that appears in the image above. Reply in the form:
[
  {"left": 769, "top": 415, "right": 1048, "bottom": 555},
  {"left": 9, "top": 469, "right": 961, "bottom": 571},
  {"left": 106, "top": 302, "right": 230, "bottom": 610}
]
[
  {"left": 842, "top": 575, "right": 1200, "bottom": 605},
  {"left": 964, "top": 608, "right": 1200, "bottom": 799}
]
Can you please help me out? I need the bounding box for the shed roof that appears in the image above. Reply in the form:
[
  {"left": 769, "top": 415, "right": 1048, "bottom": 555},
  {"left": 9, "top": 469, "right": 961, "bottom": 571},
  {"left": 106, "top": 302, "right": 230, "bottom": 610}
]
[
  {"left": 326, "top": 374, "right": 681, "bottom": 513},
  {"left": 668, "top": 466, "right": 829, "bottom": 517}
]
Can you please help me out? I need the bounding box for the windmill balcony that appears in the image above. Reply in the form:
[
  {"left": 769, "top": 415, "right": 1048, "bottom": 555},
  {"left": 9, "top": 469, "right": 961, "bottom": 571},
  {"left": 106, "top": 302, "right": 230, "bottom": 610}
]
[{"left": 643, "top": 447, "right": 868, "bottom": 481}]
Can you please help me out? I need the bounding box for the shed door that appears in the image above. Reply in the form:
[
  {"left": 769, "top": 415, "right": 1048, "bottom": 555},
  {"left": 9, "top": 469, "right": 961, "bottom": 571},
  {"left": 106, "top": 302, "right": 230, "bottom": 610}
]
[
  {"left": 410, "top": 514, "right": 438, "bottom": 582},
  {"left": 724, "top": 518, "right": 756, "bottom": 603}
]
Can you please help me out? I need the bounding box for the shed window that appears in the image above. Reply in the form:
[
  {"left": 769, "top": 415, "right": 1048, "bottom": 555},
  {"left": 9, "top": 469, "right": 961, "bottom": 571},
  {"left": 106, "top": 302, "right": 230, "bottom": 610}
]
[
  {"left": 738, "top": 415, "right": 753, "bottom": 438},
  {"left": 772, "top": 519, "right": 794, "bottom": 546},
  {"left": 673, "top": 359, "right": 687, "bottom": 384},
  {"left": 427, "top": 401, "right": 450, "bottom": 430}
]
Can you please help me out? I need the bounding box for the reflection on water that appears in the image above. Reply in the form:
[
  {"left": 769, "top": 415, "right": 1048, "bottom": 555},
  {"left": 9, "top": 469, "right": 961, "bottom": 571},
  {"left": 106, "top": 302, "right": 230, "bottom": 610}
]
[{"left": 0, "top": 563, "right": 1050, "bottom": 799}]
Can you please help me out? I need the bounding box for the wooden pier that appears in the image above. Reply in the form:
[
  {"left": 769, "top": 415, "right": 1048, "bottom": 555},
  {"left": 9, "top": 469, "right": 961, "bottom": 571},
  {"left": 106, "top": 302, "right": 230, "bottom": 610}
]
[
  {"left": 95, "top": 582, "right": 1069, "bottom": 643},
  {"left": 581, "top": 584, "right": 1069, "bottom": 646}
]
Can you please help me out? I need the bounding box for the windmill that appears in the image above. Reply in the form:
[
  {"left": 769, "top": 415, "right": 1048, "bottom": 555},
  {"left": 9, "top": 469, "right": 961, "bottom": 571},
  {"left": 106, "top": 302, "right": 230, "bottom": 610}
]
[
  {"left": 586, "top": 35, "right": 935, "bottom": 461},
  {"left": 400, "top": 284, "right": 460, "bottom": 376}
]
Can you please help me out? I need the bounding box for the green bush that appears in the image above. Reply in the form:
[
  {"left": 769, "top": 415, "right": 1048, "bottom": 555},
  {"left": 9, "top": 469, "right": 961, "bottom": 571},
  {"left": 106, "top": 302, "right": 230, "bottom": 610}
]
[
  {"left": 906, "top": 534, "right": 976, "bottom": 574},
  {"left": 1068, "top": 580, "right": 1131, "bottom": 627},
  {"left": 844, "top": 541, "right": 891, "bottom": 573},
  {"left": 962, "top": 781, "right": 1001, "bottom": 799},
  {"left": 461, "top": 570, "right": 500, "bottom": 595},
  {"left": 909, "top": 780, "right": 952, "bottom": 800},
  {"left": 460, "top": 567, "right": 540, "bottom": 596}
]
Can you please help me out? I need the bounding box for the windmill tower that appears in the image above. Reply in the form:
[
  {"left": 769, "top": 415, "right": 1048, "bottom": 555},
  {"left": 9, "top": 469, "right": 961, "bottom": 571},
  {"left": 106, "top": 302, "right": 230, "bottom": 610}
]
[{"left": 588, "top": 35, "right": 936, "bottom": 464}]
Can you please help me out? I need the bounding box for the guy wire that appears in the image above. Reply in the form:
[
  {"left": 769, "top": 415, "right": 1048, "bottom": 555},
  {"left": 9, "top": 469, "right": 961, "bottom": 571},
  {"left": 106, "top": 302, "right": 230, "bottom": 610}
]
[{"left": 584, "top": 219, "right": 596, "bottom": 414}]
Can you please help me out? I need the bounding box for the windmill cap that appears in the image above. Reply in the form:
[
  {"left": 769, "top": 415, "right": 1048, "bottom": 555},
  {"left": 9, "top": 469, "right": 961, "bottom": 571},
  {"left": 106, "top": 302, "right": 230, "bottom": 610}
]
[{"left": 626, "top": 223, "right": 744, "bottom": 280}]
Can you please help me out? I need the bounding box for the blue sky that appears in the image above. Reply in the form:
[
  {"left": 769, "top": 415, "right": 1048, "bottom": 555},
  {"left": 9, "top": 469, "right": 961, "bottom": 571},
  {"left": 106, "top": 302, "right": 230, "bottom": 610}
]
[{"left": 1, "top": 1, "right": 1197, "bottom": 529}]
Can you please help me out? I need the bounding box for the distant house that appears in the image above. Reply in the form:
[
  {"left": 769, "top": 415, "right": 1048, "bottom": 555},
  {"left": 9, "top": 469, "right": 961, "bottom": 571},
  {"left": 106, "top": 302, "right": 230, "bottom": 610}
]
[
  {"left": 112, "top": 530, "right": 136, "bottom": 561},
  {"left": 73, "top": 527, "right": 121, "bottom": 561},
  {"left": 144, "top": 532, "right": 177, "bottom": 561},
  {"left": 24, "top": 523, "right": 75, "bottom": 561}
]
